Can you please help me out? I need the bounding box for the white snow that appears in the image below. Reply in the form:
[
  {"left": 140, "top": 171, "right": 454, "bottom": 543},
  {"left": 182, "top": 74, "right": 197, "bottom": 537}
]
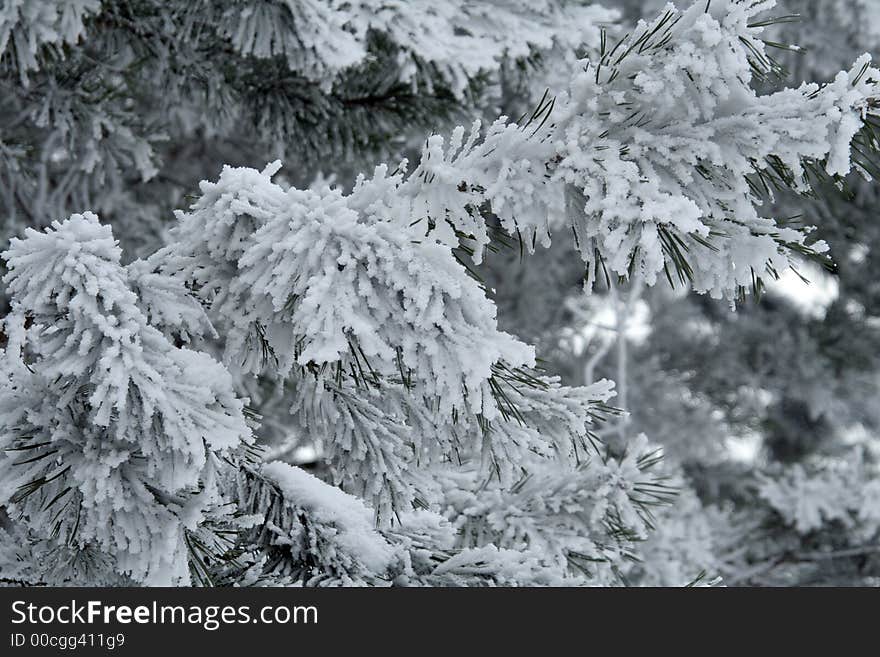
[{"left": 262, "top": 461, "right": 394, "bottom": 573}]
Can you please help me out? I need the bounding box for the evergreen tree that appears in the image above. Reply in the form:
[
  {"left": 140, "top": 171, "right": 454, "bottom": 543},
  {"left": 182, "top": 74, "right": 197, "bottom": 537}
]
[
  {"left": 1, "top": 0, "right": 880, "bottom": 587},
  {"left": 491, "top": 0, "right": 880, "bottom": 585}
]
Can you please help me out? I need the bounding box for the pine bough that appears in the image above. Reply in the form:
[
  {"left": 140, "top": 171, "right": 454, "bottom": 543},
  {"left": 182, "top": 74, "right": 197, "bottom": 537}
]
[{"left": 1, "top": 0, "right": 879, "bottom": 586}]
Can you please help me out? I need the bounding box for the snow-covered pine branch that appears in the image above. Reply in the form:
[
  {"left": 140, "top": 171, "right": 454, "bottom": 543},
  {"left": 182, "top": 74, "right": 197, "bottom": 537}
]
[
  {"left": 219, "top": 0, "right": 617, "bottom": 97},
  {"left": 228, "top": 444, "right": 671, "bottom": 586},
  {"left": 0, "top": 0, "right": 99, "bottom": 82},
  {"left": 429, "top": 434, "right": 674, "bottom": 585},
  {"left": 377, "top": 0, "right": 880, "bottom": 298},
  {"left": 150, "top": 161, "right": 619, "bottom": 519},
  {"left": 0, "top": 0, "right": 618, "bottom": 270},
  {"left": 0, "top": 213, "right": 253, "bottom": 585},
  {"left": 119, "top": 0, "right": 880, "bottom": 583},
  {"left": 2, "top": 0, "right": 880, "bottom": 587},
  {"left": 228, "top": 460, "right": 397, "bottom": 586}
]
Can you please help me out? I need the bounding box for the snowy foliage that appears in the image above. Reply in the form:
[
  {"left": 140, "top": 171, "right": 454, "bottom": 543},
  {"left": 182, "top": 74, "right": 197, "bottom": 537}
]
[
  {"left": 214, "top": 0, "right": 880, "bottom": 302},
  {"left": 0, "top": 213, "right": 252, "bottom": 584},
  {"left": 220, "top": 1, "right": 617, "bottom": 97},
  {"left": 432, "top": 435, "right": 674, "bottom": 585},
  {"left": 0, "top": 0, "right": 98, "bottom": 81},
  {"left": 0, "top": 0, "right": 616, "bottom": 267},
  {"left": 399, "top": 1, "right": 880, "bottom": 298},
  {"left": 2, "top": 0, "right": 880, "bottom": 588},
  {"left": 231, "top": 460, "right": 396, "bottom": 585},
  {"left": 152, "top": 160, "right": 623, "bottom": 523}
]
